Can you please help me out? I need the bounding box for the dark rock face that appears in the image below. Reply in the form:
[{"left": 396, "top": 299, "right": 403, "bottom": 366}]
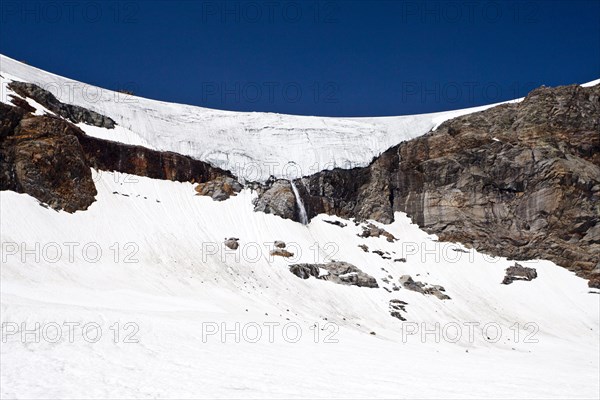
[
  {"left": 8, "top": 81, "right": 116, "bottom": 129},
  {"left": 392, "top": 84, "right": 600, "bottom": 288},
  {"left": 0, "top": 103, "right": 26, "bottom": 140},
  {"left": 253, "top": 179, "right": 297, "bottom": 220},
  {"left": 298, "top": 154, "right": 397, "bottom": 223},
  {"left": 257, "top": 83, "right": 600, "bottom": 288},
  {"left": 1, "top": 111, "right": 97, "bottom": 212},
  {"left": 502, "top": 263, "right": 538, "bottom": 285},
  {"left": 76, "top": 133, "right": 232, "bottom": 184},
  {"left": 1, "top": 100, "right": 237, "bottom": 212},
  {"left": 8, "top": 95, "right": 36, "bottom": 114},
  {"left": 289, "top": 261, "right": 379, "bottom": 288}
]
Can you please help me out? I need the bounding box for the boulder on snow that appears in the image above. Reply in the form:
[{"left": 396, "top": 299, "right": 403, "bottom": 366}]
[
  {"left": 274, "top": 240, "right": 286, "bottom": 248},
  {"left": 224, "top": 238, "right": 239, "bottom": 250},
  {"left": 195, "top": 176, "right": 243, "bottom": 201},
  {"left": 270, "top": 248, "right": 294, "bottom": 258},
  {"left": 501, "top": 263, "right": 538, "bottom": 285}
]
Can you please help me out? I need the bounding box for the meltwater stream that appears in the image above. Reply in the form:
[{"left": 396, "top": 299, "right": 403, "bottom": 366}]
[{"left": 290, "top": 180, "right": 309, "bottom": 225}]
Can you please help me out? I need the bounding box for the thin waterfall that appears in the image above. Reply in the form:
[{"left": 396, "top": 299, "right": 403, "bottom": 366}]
[{"left": 290, "top": 180, "right": 309, "bottom": 225}]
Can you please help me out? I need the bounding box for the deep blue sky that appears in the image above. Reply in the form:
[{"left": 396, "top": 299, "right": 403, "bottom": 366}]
[{"left": 1, "top": 0, "right": 599, "bottom": 116}]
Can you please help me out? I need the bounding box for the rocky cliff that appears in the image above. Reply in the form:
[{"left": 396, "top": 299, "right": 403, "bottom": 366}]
[
  {"left": 0, "top": 83, "right": 236, "bottom": 212},
  {"left": 256, "top": 83, "right": 600, "bottom": 287}
]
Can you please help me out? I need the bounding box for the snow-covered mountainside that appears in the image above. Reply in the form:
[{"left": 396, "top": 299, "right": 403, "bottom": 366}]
[
  {"left": 2, "top": 173, "right": 598, "bottom": 399},
  {"left": 0, "top": 54, "right": 519, "bottom": 181},
  {"left": 1, "top": 56, "right": 599, "bottom": 399}
]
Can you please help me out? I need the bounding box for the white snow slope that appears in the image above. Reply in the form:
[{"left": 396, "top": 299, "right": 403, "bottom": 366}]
[{"left": 0, "top": 56, "right": 599, "bottom": 399}]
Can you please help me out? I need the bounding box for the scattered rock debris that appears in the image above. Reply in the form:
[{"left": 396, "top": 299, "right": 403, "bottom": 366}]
[
  {"left": 357, "top": 222, "right": 397, "bottom": 242},
  {"left": 389, "top": 299, "right": 408, "bottom": 321},
  {"left": 398, "top": 275, "right": 450, "bottom": 300}
]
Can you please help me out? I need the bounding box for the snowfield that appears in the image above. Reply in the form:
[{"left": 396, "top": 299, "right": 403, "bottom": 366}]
[
  {"left": 1, "top": 172, "right": 598, "bottom": 399},
  {"left": 1, "top": 55, "right": 599, "bottom": 399}
]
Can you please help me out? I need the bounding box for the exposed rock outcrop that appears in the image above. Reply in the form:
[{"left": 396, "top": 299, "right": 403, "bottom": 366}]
[
  {"left": 398, "top": 275, "right": 451, "bottom": 300},
  {"left": 1, "top": 98, "right": 237, "bottom": 212},
  {"left": 0, "top": 108, "right": 97, "bottom": 212},
  {"left": 289, "top": 261, "right": 379, "bottom": 288},
  {"left": 76, "top": 133, "right": 232, "bottom": 183},
  {"left": 8, "top": 81, "right": 116, "bottom": 129},
  {"left": 253, "top": 178, "right": 297, "bottom": 220},
  {"left": 502, "top": 263, "right": 538, "bottom": 285},
  {"left": 289, "top": 263, "right": 320, "bottom": 280},
  {"left": 255, "top": 83, "right": 600, "bottom": 288}
]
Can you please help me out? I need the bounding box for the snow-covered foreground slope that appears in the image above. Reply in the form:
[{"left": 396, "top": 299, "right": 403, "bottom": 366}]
[
  {"left": 0, "top": 54, "right": 520, "bottom": 181},
  {"left": 1, "top": 171, "right": 598, "bottom": 398}
]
